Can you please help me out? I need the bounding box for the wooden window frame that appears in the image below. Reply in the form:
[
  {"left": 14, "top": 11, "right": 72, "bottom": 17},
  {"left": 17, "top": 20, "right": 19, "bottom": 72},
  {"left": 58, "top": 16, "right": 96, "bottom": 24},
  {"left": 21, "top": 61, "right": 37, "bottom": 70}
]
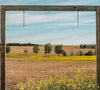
[{"left": 0, "top": 5, "right": 100, "bottom": 90}]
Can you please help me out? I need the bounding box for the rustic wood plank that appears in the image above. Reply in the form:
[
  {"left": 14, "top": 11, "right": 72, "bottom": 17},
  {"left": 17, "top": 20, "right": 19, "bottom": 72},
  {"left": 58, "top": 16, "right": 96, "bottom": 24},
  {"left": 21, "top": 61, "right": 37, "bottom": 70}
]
[
  {"left": 1, "top": 5, "right": 6, "bottom": 90},
  {"left": 0, "top": 5, "right": 1, "bottom": 90},
  {"left": 5, "top": 5, "right": 97, "bottom": 11},
  {"left": 96, "top": 6, "right": 100, "bottom": 88}
]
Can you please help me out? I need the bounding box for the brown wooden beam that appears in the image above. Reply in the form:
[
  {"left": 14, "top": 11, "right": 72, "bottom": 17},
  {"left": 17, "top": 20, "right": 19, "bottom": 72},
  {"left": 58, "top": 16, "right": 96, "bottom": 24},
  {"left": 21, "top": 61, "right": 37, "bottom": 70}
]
[
  {"left": 96, "top": 6, "right": 100, "bottom": 88},
  {"left": 1, "top": 5, "right": 6, "bottom": 90},
  {"left": 0, "top": 5, "right": 1, "bottom": 90},
  {"left": 4, "top": 5, "right": 97, "bottom": 11}
]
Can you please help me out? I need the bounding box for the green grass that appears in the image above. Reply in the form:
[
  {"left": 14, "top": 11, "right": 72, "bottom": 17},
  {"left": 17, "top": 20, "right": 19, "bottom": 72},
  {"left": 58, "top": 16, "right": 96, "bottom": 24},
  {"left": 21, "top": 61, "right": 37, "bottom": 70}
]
[{"left": 6, "top": 54, "right": 96, "bottom": 62}]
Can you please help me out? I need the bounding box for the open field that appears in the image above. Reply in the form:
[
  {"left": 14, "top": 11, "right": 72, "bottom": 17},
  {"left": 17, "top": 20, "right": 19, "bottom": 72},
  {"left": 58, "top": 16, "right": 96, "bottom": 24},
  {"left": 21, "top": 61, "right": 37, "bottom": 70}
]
[
  {"left": 8, "top": 46, "right": 95, "bottom": 56},
  {"left": 6, "top": 44, "right": 96, "bottom": 89},
  {"left": 6, "top": 54, "right": 96, "bottom": 90}
]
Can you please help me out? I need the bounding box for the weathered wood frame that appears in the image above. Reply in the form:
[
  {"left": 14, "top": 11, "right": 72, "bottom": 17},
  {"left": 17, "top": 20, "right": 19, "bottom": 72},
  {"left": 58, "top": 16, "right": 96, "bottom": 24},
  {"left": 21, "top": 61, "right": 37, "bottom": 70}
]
[{"left": 0, "top": 5, "right": 100, "bottom": 90}]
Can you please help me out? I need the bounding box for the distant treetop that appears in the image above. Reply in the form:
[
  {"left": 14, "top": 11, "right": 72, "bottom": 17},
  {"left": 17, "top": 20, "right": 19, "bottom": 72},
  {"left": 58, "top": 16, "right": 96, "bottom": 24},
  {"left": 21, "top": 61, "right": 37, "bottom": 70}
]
[{"left": 6, "top": 43, "right": 39, "bottom": 46}]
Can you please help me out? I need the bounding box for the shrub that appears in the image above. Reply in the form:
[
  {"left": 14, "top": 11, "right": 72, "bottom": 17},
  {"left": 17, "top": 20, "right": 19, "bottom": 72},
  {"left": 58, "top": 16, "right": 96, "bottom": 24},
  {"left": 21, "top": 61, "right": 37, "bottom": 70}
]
[
  {"left": 71, "top": 51, "right": 73, "bottom": 56},
  {"left": 94, "top": 50, "right": 96, "bottom": 55},
  {"left": 91, "top": 45, "right": 96, "bottom": 49},
  {"left": 85, "top": 53, "right": 90, "bottom": 56},
  {"left": 62, "top": 51, "right": 67, "bottom": 56},
  {"left": 33, "top": 45, "right": 40, "bottom": 55},
  {"left": 6, "top": 47, "right": 10, "bottom": 53},
  {"left": 88, "top": 51, "right": 94, "bottom": 56},
  {"left": 24, "top": 49, "right": 28, "bottom": 54},
  {"left": 85, "top": 51, "right": 94, "bottom": 56},
  {"left": 80, "top": 51, "right": 83, "bottom": 56},
  {"left": 86, "top": 45, "right": 96, "bottom": 49}
]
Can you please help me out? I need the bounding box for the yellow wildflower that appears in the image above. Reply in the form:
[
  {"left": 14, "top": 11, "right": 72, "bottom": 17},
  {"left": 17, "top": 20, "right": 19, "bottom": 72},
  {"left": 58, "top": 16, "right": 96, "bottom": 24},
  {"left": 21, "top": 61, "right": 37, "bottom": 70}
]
[{"left": 20, "top": 87, "right": 24, "bottom": 90}]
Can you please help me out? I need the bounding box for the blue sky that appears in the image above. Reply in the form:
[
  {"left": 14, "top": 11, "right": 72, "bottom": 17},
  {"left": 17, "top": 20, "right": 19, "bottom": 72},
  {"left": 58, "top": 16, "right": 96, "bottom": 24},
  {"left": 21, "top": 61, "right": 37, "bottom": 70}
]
[{"left": 0, "top": 0, "right": 99, "bottom": 45}]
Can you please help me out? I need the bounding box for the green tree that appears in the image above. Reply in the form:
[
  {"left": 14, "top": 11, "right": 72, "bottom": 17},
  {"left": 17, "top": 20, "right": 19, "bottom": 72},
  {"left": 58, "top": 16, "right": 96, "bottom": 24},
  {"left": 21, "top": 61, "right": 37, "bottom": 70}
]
[
  {"left": 83, "top": 45, "right": 87, "bottom": 49},
  {"left": 71, "top": 51, "right": 73, "bottom": 56},
  {"left": 24, "top": 49, "right": 28, "bottom": 54},
  {"left": 62, "top": 51, "right": 67, "bottom": 56},
  {"left": 54, "top": 45, "right": 63, "bottom": 56},
  {"left": 80, "top": 50, "right": 83, "bottom": 56},
  {"left": 33, "top": 45, "right": 40, "bottom": 55},
  {"left": 80, "top": 44, "right": 83, "bottom": 48},
  {"left": 44, "top": 43, "right": 52, "bottom": 55},
  {"left": 88, "top": 50, "right": 93, "bottom": 56},
  {"left": 6, "top": 47, "right": 10, "bottom": 53}
]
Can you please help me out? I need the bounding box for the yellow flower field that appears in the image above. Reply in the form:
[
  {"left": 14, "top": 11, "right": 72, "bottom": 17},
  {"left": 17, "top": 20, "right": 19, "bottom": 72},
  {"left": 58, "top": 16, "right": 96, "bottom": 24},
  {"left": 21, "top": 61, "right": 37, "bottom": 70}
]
[
  {"left": 16, "top": 69, "right": 97, "bottom": 90},
  {"left": 6, "top": 54, "right": 96, "bottom": 62}
]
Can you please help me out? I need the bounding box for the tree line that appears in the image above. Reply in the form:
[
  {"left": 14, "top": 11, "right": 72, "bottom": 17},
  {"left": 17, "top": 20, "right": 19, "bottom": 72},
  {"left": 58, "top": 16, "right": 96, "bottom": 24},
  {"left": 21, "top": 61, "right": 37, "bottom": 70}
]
[
  {"left": 6, "top": 43, "right": 38, "bottom": 46},
  {"left": 32, "top": 44, "right": 96, "bottom": 56},
  {"left": 6, "top": 43, "right": 67, "bottom": 56},
  {"left": 80, "top": 44, "right": 96, "bottom": 49},
  {"left": 32, "top": 43, "right": 67, "bottom": 56},
  {"left": 7, "top": 43, "right": 96, "bottom": 49},
  {"left": 6, "top": 43, "right": 96, "bottom": 56}
]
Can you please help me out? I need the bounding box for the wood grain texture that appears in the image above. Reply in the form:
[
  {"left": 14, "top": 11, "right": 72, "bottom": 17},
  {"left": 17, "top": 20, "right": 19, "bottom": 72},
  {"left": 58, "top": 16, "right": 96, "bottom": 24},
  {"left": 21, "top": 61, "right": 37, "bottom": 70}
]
[
  {"left": 0, "top": 5, "right": 1, "bottom": 90},
  {"left": 4, "top": 5, "right": 97, "bottom": 11},
  {"left": 96, "top": 6, "right": 100, "bottom": 87},
  {"left": 1, "top": 5, "right": 6, "bottom": 90}
]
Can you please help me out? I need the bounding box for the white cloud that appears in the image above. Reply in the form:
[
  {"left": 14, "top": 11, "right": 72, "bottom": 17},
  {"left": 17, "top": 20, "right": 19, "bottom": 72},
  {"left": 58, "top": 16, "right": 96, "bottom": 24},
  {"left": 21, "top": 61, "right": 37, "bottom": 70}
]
[
  {"left": 50, "top": 0, "right": 95, "bottom": 5},
  {"left": 48, "top": 19, "right": 95, "bottom": 26},
  {"left": 6, "top": 12, "right": 76, "bottom": 25},
  {"left": 39, "top": 0, "right": 96, "bottom": 5},
  {"left": 6, "top": 11, "right": 96, "bottom": 26},
  {"left": 50, "top": 23, "right": 77, "bottom": 26},
  {"left": 51, "top": 23, "right": 95, "bottom": 27},
  {"left": 81, "top": 19, "right": 95, "bottom": 24}
]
